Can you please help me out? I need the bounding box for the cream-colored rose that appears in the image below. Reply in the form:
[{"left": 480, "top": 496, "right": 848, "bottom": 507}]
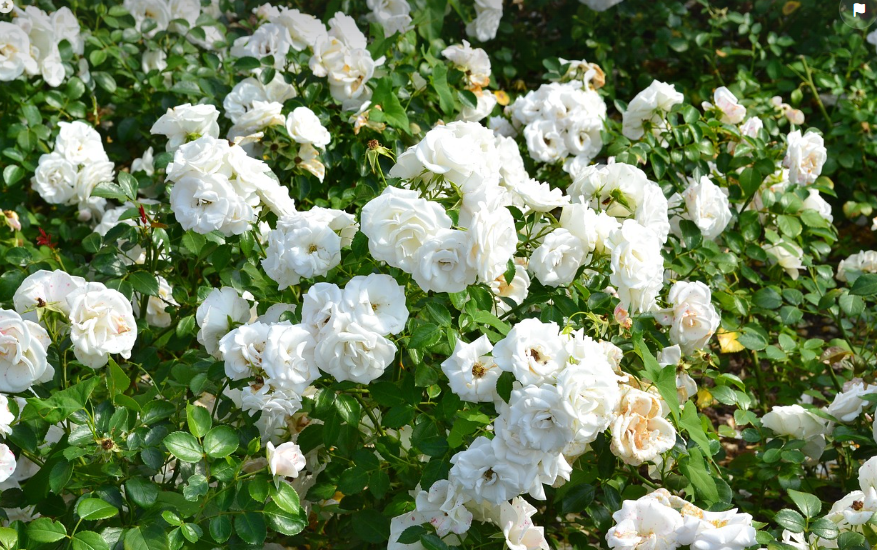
[
  {"left": 267, "top": 441, "right": 306, "bottom": 478},
  {"left": 610, "top": 386, "right": 676, "bottom": 465}
]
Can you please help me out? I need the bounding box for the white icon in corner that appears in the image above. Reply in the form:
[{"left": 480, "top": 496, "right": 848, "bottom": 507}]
[
  {"left": 0, "top": 0, "right": 13, "bottom": 14},
  {"left": 854, "top": 2, "right": 867, "bottom": 16}
]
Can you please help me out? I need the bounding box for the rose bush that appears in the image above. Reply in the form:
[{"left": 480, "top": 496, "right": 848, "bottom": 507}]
[{"left": 1, "top": 1, "right": 877, "bottom": 550}]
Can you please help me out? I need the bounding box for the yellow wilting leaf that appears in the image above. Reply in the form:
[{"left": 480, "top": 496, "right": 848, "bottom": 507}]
[
  {"left": 717, "top": 328, "right": 744, "bottom": 353},
  {"left": 783, "top": 1, "right": 801, "bottom": 15},
  {"left": 696, "top": 388, "right": 714, "bottom": 408},
  {"left": 494, "top": 90, "right": 510, "bottom": 106}
]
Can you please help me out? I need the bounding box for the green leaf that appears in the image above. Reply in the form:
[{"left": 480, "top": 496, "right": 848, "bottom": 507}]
[
  {"left": 787, "top": 489, "right": 822, "bottom": 518},
  {"left": 107, "top": 358, "right": 131, "bottom": 397},
  {"left": 271, "top": 483, "right": 302, "bottom": 515},
  {"left": 774, "top": 508, "right": 806, "bottom": 533},
  {"left": 49, "top": 459, "right": 73, "bottom": 494},
  {"left": 72, "top": 531, "right": 109, "bottom": 550},
  {"left": 209, "top": 516, "right": 231, "bottom": 543},
  {"left": 633, "top": 333, "right": 680, "bottom": 422},
  {"left": 0, "top": 527, "right": 15, "bottom": 550},
  {"left": 680, "top": 402, "right": 712, "bottom": 457},
  {"left": 25, "top": 376, "right": 101, "bottom": 423},
  {"left": 125, "top": 478, "right": 159, "bottom": 509},
  {"left": 164, "top": 432, "right": 203, "bottom": 463},
  {"left": 263, "top": 502, "right": 308, "bottom": 536},
  {"left": 2, "top": 165, "right": 24, "bottom": 186},
  {"left": 678, "top": 219, "right": 703, "bottom": 249},
  {"left": 128, "top": 272, "right": 159, "bottom": 297},
  {"left": 335, "top": 394, "right": 361, "bottom": 425},
  {"left": 93, "top": 72, "right": 117, "bottom": 93},
  {"left": 753, "top": 288, "right": 783, "bottom": 309},
  {"left": 186, "top": 404, "right": 212, "bottom": 438},
  {"left": 371, "top": 78, "right": 410, "bottom": 133},
  {"left": 124, "top": 524, "right": 169, "bottom": 550},
  {"left": 352, "top": 509, "right": 390, "bottom": 543},
  {"left": 430, "top": 63, "right": 456, "bottom": 115},
  {"left": 91, "top": 182, "right": 128, "bottom": 201},
  {"left": 234, "top": 512, "right": 267, "bottom": 546},
  {"left": 777, "top": 215, "right": 802, "bottom": 238},
  {"left": 738, "top": 167, "right": 762, "bottom": 197},
  {"left": 680, "top": 448, "right": 719, "bottom": 504},
  {"left": 409, "top": 324, "right": 441, "bottom": 349},
  {"left": 810, "top": 517, "right": 839, "bottom": 540},
  {"left": 233, "top": 56, "right": 262, "bottom": 71},
  {"left": 26, "top": 518, "right": 67, "bottom": 542},
  {"left": 850, "top": 274, "right": 877, "bottom": 296},
  {"left": 496, "top": 371, "right": 514, "bottom": 403},
  {"left": 77, "top": 498, "right": 119, "bottom": 520},
  {"left": 180, "top": 523, "right": 202, "bottom": 543},
  {"left": 202, "top": 426, "right": 237, "bottom": 458},
  {"left": 424, "top": 302, "right": 452, "bottom": 327},
  {"left": 118, "top": 171, "right": 139, "bottom": 200},
  {"left": 181, "top": 231, "right": 207, "bottom": 256}
]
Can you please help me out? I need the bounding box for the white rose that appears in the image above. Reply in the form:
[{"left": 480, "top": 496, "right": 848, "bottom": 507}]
[
  {"left": 606, "top": 497, "right": 683, "bottom": 550},
  {"left": 441, "top": 335, "right": 500, "bottom": 403},
  {"left": 123, "top": 0, "right": 171, "bottom": 36},
  {"left": 168, "top": 0, "right": 200, "bottom": 30},
  {"left": 465, "top": 0, "right": 503, "bottom": 42},
  {"left": 0, "top": 444, "right": 16, "bottom": 483},
  {"left": 610, "top": 386, "right": 676, "bottom": 466},
  {"left": 500, "top": 384, "right": 576, "bottom": 453},
  {"left": 0, "top": 309, "right": 52, "bottom": 393},
  {"left": 262, "top": 216, "right": 342, "bottom": 290},
  {"left": 802, "top": 189, "right": 833, "bottom": 223},
  {"left": 361, "top": 187, "right": 452, "bottom": 271},
  {"left": 837, "top": 250, "right": 877, "bottom": 282},
  {"left": 458, "top": 90, "right": 498, "bottom": 122},
  {"left": 672, "top": 175, "right": 733, "bottom": 241},
  {"left": 441, "top": 41, "right": 491, "bottom": 89},
  {"left": 67, "top": 285, "right": 138, "bottom": 369},
  {"left": 622, "top": 80, "right": 684, "bottom": 141},
  {"left": 170, "top": 173, "right": 250, "bottom": 235},
  {"left": 825, "top": 490, "right": 875, "bottom": 529},
  {"left": 489, "top": 261, "right": 530, "bottom": 315},
  {"left": 0, "top": 395, "right": 13, "bottom": 437},
  {"left": 0, "top": 23, "right": 38, "bottom": 82},
  {"left": 262, "top": 323, "right": 319, "bottom": 395},
  {"left": 499, "top": 497, "right": 549, "bottom": 550},
  {"left": 13, "top": 270, "right": 86, "bottom": 323},
  {"left": 557, "top": 359, "right": 622, "bottom": 446},
  {"left": 276, "top": 8, "right": 327, "bottom": 51},
  {"left": 327, "top": 48, "right": 380, "bottom": 109},
  {"left": 141, "top": 50, "right": 167, "bottom": 74},
  {"left": 229, "top": 100, "right": 285, "bottom": 136},
  {"left": 266, "top": 441, "right": 306, "bottom": 478},
  {"left": 75, "top": 161, "right": 116, "bottom": 205},
  {"left": 860, "top": 456, "right": 877, "bottom": 510},
  {"left": 702, "top": 86, "right": 746, "bottom": 124},
  {"left": 300, "top": 282, "right": 342, "bottom": 336},
  {"left": 655, "top": 281, "right": 721, "bottom": 354},
  {"left": 523, "top": 120, "right": 568, "bottom": 163},
  {"left": 238, "top": 385, "right": 302, "bottom": 441},
  {"left": 764, "top": 241, "right": 804, "bottom": 280},
  {"left": 218, "top": 322, "right": 271, "bottom": 381},
  {"left": 150, "top": 103, "right": 221, "bottom": 152},
  {"left": 341, "top": 274, "right": 408, "bottom": 336},
  {"left": 132, "top": 146, "right": 156, "bottom": 176},
  {"left": 608, "top": 220, "right": 665, "bottom": 313},
  {"left": 826, "top": 380, "right": 877, "bottom": 423},
  {"left": 783, "top": 130, "right": 826, "bottom": 185},
  {"left": 493, "top": 318, "right": 568, "bottom": 386},
  {"left": 196, "top": 287, "right": 253, "bottom": 358},
  {"left": 56, "top": 121, "right": 109, "bottom": 165},
  {"left": 467, "top": 206, "right": 518, "bottom": 283},
  {"left": 529, "top": 229, "right": 586, "bottom": 287},
  {"left": 230, "top": 23, "right": 293, "bottom": 69},
  {"left": 166, "top": 136, "right": 231, "bottom": 181},
  {"left": 414, "top": 480, "right": 473, "bottom": 537},
  {"left": 762, "top": 404, "right": 828, "bottom": 440},
  {"left": 489, "top": 116, "right": 517, "bottom": 138},
  {"left": 31, "top": 153, "right": 77, "bottom": 205},
  {"left": 513, "top": 179, "right": 570, "bottom": 213},
  {"left": 412, "top": 229, "right": 478, "bottom": 293},
  {"left": 448, "top": 436, "right": 533, "bottom": 504},
  {"left": 314, "top": 312, "right": 396, "bottom": 384},
  {"left": 286, "top": 107, "right": 331, "bottom": 149},
  {"left": 133, "top": 276, "right": 179, "bottom": 328},
  {"left": 367, "top": 0, "right": 413, "bottom": 37},
  {"left": 683, "top": 508, "right": 757, "bottom": 550}
]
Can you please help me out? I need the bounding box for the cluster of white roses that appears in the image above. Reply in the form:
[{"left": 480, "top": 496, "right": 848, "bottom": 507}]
[
  {"left": 8, "top": 270, "right": 137, "bottom": 371},
  {"left": 151, "top": 104, "right": 305, "bottom": 235},
  {"left": 506, "top": 73, "right": 608, "bottom": 168},
  {"left": 123, "top": 0, "right": 223, "bottom": 49},
  {"left": 0, "top": 6, "right": 82, "bottom": 87},
  {"left": 31, "top": 121, "right": 114, "bottom": 221},
  {"left": 606, "top": 488, "right": 756, "bottom": 550},
  {"left": 366, "top": 0, "right": 413, "bottom": 37},
  {"left": 197, "top": 275, "right": 408, "bottom": 441},
  {"left": 442, "top": 41, "right": 501, "bottom": 123}
]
